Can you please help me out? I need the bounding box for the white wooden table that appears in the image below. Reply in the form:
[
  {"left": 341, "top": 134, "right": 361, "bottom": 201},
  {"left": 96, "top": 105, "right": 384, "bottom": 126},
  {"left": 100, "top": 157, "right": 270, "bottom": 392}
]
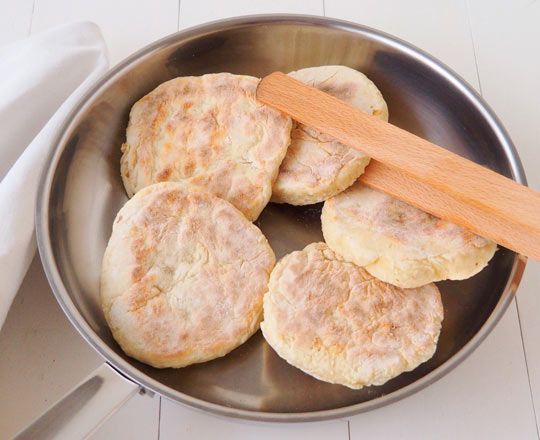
[{"left": 1, "top": 1, "right": 539, "bottom": 438}]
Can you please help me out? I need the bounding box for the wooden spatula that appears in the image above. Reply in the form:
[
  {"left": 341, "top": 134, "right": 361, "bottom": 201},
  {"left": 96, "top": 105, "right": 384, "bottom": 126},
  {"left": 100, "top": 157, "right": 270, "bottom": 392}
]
[{"left": 257, "top": 72, "right": 540, "bottom": 261}]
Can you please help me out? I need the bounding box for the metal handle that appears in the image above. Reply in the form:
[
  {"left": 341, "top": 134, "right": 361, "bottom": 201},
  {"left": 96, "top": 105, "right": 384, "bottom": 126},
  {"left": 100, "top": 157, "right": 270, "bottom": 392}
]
[{"left": 15, "top": 363, "right": 140, "bottom": 440}]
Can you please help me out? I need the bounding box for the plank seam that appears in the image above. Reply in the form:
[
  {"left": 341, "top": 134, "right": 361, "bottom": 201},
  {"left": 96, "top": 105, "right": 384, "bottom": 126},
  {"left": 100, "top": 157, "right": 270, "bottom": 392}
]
[
  {"left": 177, "top": 0, "right": 181, "bottom": 31},
  {"left": 515, "top": 298, "right": 540, "bottom": 439},
  {"left": 28, "top": 0, "right": 36, "bottom": 35},
  {"left": 465, "top": 0, "right": 483, "bottom": 95},
  {"left": 157, "top": 397, "right": 162, "bottom": 440}
]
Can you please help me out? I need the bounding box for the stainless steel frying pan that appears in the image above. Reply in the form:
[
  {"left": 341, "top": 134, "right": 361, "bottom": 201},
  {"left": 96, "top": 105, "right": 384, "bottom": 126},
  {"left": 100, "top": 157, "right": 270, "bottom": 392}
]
[{"left": 25, "top": 14, "right": 526, "bottom": 438}]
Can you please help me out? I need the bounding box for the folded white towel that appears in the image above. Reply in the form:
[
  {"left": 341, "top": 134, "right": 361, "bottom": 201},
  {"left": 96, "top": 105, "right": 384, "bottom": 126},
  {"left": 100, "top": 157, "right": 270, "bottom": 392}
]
[{"left": 0, "top": 22, "right": 108, "bottom": 327}]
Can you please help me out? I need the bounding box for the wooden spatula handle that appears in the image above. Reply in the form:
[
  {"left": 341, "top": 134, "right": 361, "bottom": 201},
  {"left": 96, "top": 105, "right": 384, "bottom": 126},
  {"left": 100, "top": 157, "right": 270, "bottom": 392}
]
[
  {"left": 359, "top": 160, "right": 536, "bottom": 259},
  {"left": 257, "top": 71, "right": 540, "bottom": 260}
]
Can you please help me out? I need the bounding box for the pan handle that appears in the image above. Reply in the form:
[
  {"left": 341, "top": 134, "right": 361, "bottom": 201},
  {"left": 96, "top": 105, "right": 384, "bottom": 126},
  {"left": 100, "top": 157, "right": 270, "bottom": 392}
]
[{"left": 14, "top": 363, "right": 141, "bottom": 439}]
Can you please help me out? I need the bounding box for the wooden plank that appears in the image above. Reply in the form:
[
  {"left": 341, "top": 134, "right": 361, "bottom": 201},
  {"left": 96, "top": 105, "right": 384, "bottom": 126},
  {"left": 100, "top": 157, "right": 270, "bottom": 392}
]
[
  {"left": 31, "top": 0, "right": 178, "bottom": 65},
  {"left": 468, "top": 0, "right": 540, "bottom": 430},
  {"left": 325, "top": 0, "right": 481, "bottom": 90},
  {"left": 0, "top": 0, "right": 34, "bottom": 45},
  {"left": 160, "top": 398, "right": 348, "bottom": 440},
  {"left": 178, "top": 0, "right": 324, "bottom": 29},
  {"left": 91, "top": 394, "right": 160, "bottom": 440},
  {"left": 0, "top": 256, "right": 103, "bottom": 438}
]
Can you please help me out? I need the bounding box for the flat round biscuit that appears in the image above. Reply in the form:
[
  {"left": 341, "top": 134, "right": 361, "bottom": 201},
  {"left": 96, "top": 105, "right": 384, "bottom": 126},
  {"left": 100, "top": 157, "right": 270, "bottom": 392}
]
[
  {"left": 100, "top": 182, "right": 275, "bottom": 368},
  {"left": 261, "top": 243, "right": 443, "bottom": 389},
  {"left": 322, "top": 183, "right": 497, "bottom": 288},
  {"left": 120, "top": 73, "right": 292, "bottom": 221},
  {"left": 271, "top": 65, "right": 388, "bottom": 205}
]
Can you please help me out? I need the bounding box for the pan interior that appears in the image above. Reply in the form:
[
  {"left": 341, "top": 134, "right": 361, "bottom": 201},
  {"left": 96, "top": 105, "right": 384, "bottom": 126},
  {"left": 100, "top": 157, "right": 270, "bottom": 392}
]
[{"left": 45, "top": 19, "right": 519, "bottom": 414}]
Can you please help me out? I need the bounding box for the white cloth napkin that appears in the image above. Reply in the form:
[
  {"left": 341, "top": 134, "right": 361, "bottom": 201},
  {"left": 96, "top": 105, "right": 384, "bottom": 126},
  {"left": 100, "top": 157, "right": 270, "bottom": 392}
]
[{"left": 0, "top": 22, "right": 109, "bottom": 328}]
